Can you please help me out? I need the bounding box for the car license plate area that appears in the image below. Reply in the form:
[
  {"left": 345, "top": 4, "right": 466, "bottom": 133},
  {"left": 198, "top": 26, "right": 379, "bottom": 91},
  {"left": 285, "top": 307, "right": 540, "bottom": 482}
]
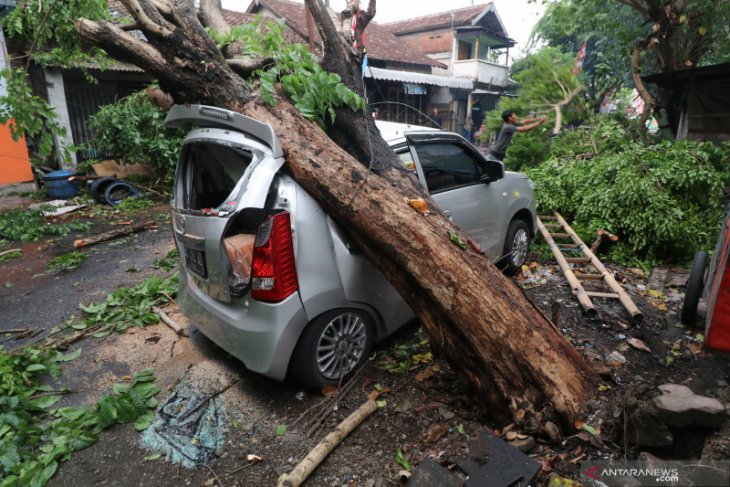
[{"left": 185, "top": 247, "right": 207, "bottom": 278}]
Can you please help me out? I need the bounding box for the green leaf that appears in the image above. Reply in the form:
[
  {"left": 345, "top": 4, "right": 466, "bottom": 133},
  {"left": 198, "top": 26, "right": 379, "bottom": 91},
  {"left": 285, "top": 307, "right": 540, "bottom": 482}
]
[
  {"left": 112, "top": 383, "right": 130, "bottom": 395},
  {"left": 25, "top": 364, "right": 47, "bottom": 373},
  {"left": 581, "top": 423, "right": 598, "bottom": 436},
  {"left": 37, "top": 461, "right": 58, "bottom": 486},
  {"left": 30, "top": 395, "right": 62, "bottom": 409},
  {"left": 376, "top": 400, "right": 387, "bottom": 408},
  {"left": 395, "top": 446, "right": 411, "bottom": 471},
  {"left": 0, "top": 447, "right": 20, "bottom": 469},
  {"left": 374, "top": 383, "right": 384, "bottom": 391},
  {"left": 143, "top": 453, "right": 161, "bottom": 462},
  {"left": 276, "top": 424, "right": 287, "bottom": 436},
  {"left": 133, "top": 410, "right": 154, "bottom": 431},
  {"left": 447, "top": 230, "right": 468, "bottom": 250},
  {"left": 57, "top": 348, "right": 82, "bottom": 362},
  {"left": 457, "top": 424, "right": 465, "bottom": 435}
]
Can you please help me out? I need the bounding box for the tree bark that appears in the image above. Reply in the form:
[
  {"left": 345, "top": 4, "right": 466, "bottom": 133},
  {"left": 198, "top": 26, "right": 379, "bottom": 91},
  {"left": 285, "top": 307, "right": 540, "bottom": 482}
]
[{"left": 76, "top": 0, "right": 599, "bottom": 426}]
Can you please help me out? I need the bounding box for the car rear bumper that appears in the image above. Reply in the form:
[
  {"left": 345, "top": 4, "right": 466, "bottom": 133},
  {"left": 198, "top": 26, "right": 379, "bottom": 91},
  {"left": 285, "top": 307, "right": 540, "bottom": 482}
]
[{"left": 178, "top": 268, "right": 309, "bottom": 381}]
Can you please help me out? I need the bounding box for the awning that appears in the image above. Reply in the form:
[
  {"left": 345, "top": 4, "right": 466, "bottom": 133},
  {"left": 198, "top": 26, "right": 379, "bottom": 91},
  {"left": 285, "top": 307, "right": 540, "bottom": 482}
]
[{"left": 366, "top": 67, "right": 473, "bottom": 90}]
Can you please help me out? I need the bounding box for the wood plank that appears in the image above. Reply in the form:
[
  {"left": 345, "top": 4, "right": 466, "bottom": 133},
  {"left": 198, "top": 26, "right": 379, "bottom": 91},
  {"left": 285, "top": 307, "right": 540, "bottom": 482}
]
[
  {"left": 566, "top": 257, "right": 591, "bottom": 264},
  {"left": 586, "top": 292, "right": 620, "bottom": 299},
  {"left": 576, "top": 273, "right": 604, "bottom": 280}
]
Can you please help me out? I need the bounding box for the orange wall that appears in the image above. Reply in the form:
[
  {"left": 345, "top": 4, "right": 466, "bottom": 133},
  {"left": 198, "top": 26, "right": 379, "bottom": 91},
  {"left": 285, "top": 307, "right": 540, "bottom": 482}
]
[{"left": 0, "top": 120, "right": 33, "bottom": 184}]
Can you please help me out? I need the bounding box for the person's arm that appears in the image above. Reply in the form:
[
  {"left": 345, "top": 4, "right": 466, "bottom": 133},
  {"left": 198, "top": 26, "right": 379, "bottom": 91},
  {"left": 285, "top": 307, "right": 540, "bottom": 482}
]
[
  {"left": 516, "top": 117, "right": 547, "bottom": 132},
  {"left": 520, "top": 116, "right": 544, "bottom": 124}
]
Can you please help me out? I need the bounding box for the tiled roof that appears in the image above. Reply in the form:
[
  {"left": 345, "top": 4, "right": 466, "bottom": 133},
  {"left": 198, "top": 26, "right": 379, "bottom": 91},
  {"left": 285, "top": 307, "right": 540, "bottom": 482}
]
[
  {"left": 107, "top": 1, "right": 444, "bottom": 68},
  {"left": 385, "top": 3, "right": 492, "bottom": 35},
  {"left": 108, "top": 0, "right": 126, "bottom": 17},
  {"left": 245, "top": 0, "right": 444, "bottom": 69}
]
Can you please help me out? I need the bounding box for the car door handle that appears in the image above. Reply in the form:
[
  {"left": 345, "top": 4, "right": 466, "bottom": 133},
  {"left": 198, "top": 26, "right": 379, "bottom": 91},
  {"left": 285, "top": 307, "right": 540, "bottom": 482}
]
[{"left": 443, "top": 209, "right": 453, "bottom": 221}]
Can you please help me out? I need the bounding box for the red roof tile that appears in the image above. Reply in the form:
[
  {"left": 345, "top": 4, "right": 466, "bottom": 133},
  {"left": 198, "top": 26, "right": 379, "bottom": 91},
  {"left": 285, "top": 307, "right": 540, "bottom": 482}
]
[
  {"left": 244, "top": 0, "right": 444, "bottom": 68},
  {"left": 384, "top": 3, "right": 492, "bottom": 35}
]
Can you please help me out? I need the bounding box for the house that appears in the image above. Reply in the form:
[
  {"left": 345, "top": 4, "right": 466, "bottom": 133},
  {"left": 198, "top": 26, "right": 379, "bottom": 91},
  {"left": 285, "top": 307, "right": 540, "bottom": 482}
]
[
  {"left": 244, "top": 0, "right": 483, "bottom": 128},
  {"left": 0, "top": 1, "right": 35, "bottom": 194},
  {"left": 385, "top": 3, "right": 517, "bottom": 133},
  {"left": 643, "top": 62, "right": 730, "bottom": 144}
]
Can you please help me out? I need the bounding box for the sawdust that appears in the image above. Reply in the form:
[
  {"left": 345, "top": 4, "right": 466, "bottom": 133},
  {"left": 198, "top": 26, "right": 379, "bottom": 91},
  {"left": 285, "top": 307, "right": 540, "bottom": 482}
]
[{"left": 91, "top": 306, "right": 206, "bottom": 391}]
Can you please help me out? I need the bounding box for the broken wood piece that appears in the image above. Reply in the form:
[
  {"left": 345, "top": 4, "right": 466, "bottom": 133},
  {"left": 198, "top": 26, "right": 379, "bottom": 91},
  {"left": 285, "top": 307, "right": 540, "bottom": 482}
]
[
  {"left": 153, "top": 306, "right": 188, "bottom": 337},
  {"left": 73, "top": 221, "right": 158, "bottom": 248},
  {"left": 591, "top": 229, "right": 619, "bottom": 254},
  {"left": 2, "top": 328, "right": 33, "bottom": 335},
  {"left": 0, "top": 248, "right": 22, "bottom": 258},
  {"left": 279, "top": 399, "right": 379, "bottom": 487}
]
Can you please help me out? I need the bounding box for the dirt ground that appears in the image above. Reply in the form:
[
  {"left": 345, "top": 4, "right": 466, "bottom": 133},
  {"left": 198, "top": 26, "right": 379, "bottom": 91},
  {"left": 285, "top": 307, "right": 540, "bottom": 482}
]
[{"left": 2, "top": 196, "right": 728, "bottom": 487}]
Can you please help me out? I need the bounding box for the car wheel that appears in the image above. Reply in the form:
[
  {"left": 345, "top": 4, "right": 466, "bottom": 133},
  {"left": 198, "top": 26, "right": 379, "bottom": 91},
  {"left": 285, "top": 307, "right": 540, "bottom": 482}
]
[
  {"left": 502, "top": 219, "right": 530, "bottom": 275},
  {"left": 90, "top": 177, "right": 118, "bottom": 203},
  {"left": 290, "top": 309, "right": 375, "bottom": 389},
  {"left": 103, "top": 180, "right": 141, "bottom": 206},
  {"left": 681, "top": 251, "right": 707, "bottom": 326}
]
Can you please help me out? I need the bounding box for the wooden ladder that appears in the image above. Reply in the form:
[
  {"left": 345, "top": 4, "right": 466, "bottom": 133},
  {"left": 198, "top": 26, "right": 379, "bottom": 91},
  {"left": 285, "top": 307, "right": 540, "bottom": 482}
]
[{"left": 536, "top": 212, "right": 642, "bottom": 320}]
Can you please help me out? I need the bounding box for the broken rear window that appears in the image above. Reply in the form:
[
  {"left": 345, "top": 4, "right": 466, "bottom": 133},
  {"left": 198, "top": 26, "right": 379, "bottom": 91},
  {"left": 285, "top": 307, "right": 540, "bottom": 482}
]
[{"left": 180, "top": 142, "right": 253, "bottom": 211}]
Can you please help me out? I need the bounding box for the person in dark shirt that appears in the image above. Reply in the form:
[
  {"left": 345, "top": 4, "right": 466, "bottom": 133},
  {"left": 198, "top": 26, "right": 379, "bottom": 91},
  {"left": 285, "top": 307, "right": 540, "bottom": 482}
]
[
  {"left": 488, "top": 109, "right": 546, "bottom": 161},
  {"left": 430, "top": 108, "right": 443, "bottom": 128}
]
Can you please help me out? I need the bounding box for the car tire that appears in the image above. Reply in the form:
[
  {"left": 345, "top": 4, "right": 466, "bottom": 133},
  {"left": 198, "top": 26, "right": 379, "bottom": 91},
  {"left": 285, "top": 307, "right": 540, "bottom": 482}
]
[
  {"left": 90, "top": 177, "right": 118, "bottom": 203},
  {"left": 502, "top": 219, "right": 531, "bottom": 275},
  {"left": 103, "top": 180, "right": 141, "bottom": 206},
  {"left": 290, "top": 309, "right": 375, "bottom": 390},
  {"left": 681, "top": 251, "right": 707, "bottom": 326}
]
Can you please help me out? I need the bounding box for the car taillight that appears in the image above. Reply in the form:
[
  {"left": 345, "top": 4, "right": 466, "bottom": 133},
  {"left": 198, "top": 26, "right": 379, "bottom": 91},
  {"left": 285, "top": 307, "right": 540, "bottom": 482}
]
[{"left": 251, "top": 212, "right": 299, "bottom": 302}]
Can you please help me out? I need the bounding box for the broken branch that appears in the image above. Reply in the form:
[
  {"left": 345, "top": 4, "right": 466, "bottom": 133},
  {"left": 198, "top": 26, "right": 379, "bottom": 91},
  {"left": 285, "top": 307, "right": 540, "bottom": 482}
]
[
  {"left": 279, "top": 399, "right": 379, "bottom": 487},
  {"left": 73, "top": 221, "right": 158, "bottom": 248},
  {"left": 153, "top": 306, "right": 188, "bottom": 337}
]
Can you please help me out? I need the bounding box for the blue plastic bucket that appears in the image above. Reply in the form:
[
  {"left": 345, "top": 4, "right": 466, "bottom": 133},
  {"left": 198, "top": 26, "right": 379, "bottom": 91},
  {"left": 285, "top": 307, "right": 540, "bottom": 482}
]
[{"left": 43, "top": 170, "right": 79, "bottom": 199}]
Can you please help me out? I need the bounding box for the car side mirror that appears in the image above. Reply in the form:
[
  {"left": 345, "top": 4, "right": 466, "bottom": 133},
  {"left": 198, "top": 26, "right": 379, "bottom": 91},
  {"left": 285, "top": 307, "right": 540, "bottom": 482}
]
[{"left": 480, "top": 159, "right": 505, "bottom": 183}]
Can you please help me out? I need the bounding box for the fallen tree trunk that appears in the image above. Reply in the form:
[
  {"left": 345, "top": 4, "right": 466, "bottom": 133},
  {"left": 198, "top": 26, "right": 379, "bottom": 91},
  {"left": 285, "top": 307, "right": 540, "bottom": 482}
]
[{"left": 76, "top": 0, "right": 599, "bottom": 425}]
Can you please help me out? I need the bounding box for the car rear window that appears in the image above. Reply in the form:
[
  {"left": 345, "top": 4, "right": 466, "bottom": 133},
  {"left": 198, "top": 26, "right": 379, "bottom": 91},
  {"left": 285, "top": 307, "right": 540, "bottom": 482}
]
[{"left": 180, "top": 142, "right": 253, "bottom": 210}]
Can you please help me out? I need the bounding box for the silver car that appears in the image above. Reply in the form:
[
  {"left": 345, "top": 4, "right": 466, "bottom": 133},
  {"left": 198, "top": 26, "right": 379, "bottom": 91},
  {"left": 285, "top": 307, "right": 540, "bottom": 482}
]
[{"left": 166, "top": 105, "right": 536, "bottom": 388}]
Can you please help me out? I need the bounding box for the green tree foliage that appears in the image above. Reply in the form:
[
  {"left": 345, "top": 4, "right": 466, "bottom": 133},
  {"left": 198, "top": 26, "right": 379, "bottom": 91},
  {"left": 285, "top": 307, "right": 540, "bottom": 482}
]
[
  {"left": 532, "top": 0, "right": 730, "bottom": 111},
  {"left": 527, "top": 115, "right": 730, "bottom": 263},
  {"left": 0, "top": 68, "right": 70, "bottom": 162},
  {"left": 0, "top": 348, "right": 159, "bottom": 487},
  {"left": 481, "top": 47, "right": 588, "bottom": 170},
  {"left": 210, "top": 17, "right": 364, "bottom": 129},
  {"left": 3, "top": 0, "right": 109, "bottom": 68},
  {"left": 0, "top": 0, "right": 110, "bottom": 162},
  {"left": 531, "top": 0, "right": 640, "bottom": 108},
  {"left": 88, "top": 92, "right": 185, "bottom": 181}
]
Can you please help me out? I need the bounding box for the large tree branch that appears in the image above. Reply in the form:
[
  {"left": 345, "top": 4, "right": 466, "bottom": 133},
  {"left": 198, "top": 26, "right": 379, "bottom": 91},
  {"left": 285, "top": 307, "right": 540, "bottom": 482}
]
[
  {"left": 120, "top": 0, "right": 174, "bottom": 38},
  {"left": 227, "top": 57, "right": 274, "bottom": 77},
  {"left": 198, "top": 0, "right": 243, "bottom": 58},
  {"left": 631, "top": 42, "right": 655, "bottom": 125},
  {"left": 77, "top": 2, "right": 251, "bottom": 106},
  {"left": 303, "top": 0, "right": 401, "bottom": 171},
  {"left": 305, "top": 0, "right": 352, "bottom": 75},
  {"left": 76, "top": 18, "right": 170, "bottom": 71}
]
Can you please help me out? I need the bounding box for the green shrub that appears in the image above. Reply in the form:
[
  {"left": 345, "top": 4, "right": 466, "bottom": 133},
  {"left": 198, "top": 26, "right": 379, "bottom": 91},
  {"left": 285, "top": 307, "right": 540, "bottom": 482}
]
[
  {"left": 88, "top": 92, "right": 185, "bottom": 183},
  {"left": 527, "top": 115, "right": 730, "bottom": 263}
]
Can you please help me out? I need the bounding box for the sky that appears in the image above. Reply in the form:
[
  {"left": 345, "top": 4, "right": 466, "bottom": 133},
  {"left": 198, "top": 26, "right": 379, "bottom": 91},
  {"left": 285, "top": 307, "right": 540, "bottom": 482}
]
[{"left": 223, "top": 0, "right": 545, "bottom": 57}]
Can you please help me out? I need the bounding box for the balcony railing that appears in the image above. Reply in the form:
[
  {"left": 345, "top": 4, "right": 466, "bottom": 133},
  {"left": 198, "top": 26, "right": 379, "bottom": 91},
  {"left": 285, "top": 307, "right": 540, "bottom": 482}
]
[{"left": 452, "top": 59, "right": 509, "bottom": 86}]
